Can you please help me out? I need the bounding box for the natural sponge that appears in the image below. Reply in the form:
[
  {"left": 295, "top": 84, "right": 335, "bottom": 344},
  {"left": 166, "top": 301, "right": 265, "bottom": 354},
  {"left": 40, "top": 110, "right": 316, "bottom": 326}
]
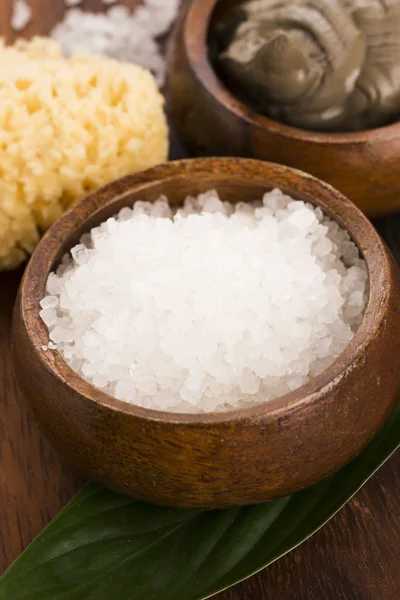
[{"left": 0, "top": 37, "right": 168, "bottom": 270}]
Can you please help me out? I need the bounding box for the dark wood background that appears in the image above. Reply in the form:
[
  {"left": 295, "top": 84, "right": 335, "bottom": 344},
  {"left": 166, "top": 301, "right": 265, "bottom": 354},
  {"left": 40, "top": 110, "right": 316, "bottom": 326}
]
[{"left": 0, "top": 1, "right": 399, "bottom": 598}]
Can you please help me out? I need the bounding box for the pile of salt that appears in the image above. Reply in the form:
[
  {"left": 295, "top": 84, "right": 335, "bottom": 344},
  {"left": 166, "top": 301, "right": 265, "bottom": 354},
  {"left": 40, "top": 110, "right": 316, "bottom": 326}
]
[
  {"left": 40, "top": 189, "right": 368, "bottom": 413},
  {"left": 51, "top": 0, "right": 180, "bottom": 86}
]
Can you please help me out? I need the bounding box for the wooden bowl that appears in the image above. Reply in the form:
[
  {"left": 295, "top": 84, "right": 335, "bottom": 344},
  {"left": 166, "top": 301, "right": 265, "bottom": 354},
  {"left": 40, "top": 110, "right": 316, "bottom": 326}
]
[
  {"left": 12, "top": 158, "right": 400, "bottom": 509},
  {"left": 167, "top": 0, "right": 400, "bottom": 217}
]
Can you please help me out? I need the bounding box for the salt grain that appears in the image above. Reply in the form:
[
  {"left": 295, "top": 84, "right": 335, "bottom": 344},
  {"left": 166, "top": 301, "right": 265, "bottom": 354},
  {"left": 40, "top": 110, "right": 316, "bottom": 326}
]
[
  {"left": 39, "top": 296, "right": 59, "bottom": 310},
  {"left": 51, "top": 0, "right": 180, "bottom": 86},
  {"left": 11, "top": 0, "right": 32, "bottom": 31},
  {"left": 64, "top": 0, "right": 83, "bottom": 7},
  {"left": 40, "top": 190, "right": 368, "bottom": 413}
]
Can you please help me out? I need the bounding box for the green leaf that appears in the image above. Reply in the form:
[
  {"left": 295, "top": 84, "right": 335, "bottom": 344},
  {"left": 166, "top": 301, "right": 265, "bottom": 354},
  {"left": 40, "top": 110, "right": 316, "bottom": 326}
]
[{"left": 1, "top": 399, "right": 399, "bottom": 600}]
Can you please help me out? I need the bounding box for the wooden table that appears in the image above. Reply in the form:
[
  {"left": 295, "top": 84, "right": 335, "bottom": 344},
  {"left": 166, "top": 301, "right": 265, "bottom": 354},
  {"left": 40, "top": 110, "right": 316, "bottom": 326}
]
[{"left": 1, "top": 1, "right": 400, "bottom": 598}]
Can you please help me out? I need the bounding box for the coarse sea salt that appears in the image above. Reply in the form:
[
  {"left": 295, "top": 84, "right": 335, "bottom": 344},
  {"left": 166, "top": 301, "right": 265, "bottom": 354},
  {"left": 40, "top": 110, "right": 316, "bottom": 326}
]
[
  {"left": 64, "top": 0, "right": 83, "bottom": 7},
  {"left": 11, "top": 0, "right": 32, "bottom": 31},
  {"left": 40, "top": 189, "right": 368, "bottom": 413},
  {"left": 51, "top": 0, "right": 180, "bottom": 86}
]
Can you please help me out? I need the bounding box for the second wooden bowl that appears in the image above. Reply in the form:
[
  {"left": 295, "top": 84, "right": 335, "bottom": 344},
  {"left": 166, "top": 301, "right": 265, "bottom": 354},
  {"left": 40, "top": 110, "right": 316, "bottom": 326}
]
[
  {"left": 12, "top": 158, "right": 400, "bottom": 508},
  {"left": 167, "top": 0, "right": 400, "bottom": 217}
]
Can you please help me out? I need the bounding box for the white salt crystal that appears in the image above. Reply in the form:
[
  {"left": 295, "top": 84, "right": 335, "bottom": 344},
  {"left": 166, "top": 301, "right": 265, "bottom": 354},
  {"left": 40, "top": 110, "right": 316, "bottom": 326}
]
[
  {"left": 46, "top": 273, "right": 62, "bottom": 295},
  {"left": 239, "top": 369, "right": 260, "bottom": 394},
  {"left": 64, "top": 0, "right": 82, "bottom": 6},
  {"left": 287, "top": 375, "right": 306, "bottom": 391},
  {"left": 115, "top": 379, "right": 137, "bottom": 403},
  {"left": 40, "top": 190, "right": 368, "bottom": 414},
  {"left": 51, "top": 0, "right": 180, "bottom": 86},
  {"left": 92, "top": 374, "right": 109, "bottom": 388},
  {"left": 118, "top": 207, "right": 133, "bottom": 221},
  {"left": 11, "top": 0, "right": 32, "bottom": 31},
  {"left": 107, "top": 6, "right": 130, "bottom": 20},
  {"left": 39, "top": 308, "right": 58, "bottom": 328},
  {"left": 80, "top": 233, "right": 92, "bottom": 247},
  {"left": 288, "top": 208, "right": 316, "bottom": 229},
  {"left": 71, "top": 243, "right": 89, "bottom": 265},
  {"left": 313, "top": 237, "right": 333, "bottom": 257},
  {"left": 50, "top": 327, "right": 74, "bottom": 344},
  {"left": 39, "top": 296, "right": 59, "bottom": 309},
  {"left": 151, "top": 197, "right": 173, "bottom": 218}
]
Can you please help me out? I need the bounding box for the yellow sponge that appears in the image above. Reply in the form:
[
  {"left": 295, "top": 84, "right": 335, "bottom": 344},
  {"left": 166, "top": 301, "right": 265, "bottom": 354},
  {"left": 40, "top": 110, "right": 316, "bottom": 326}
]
[{"left": 0, "top": 37, "right": 168, "bottom": 270}]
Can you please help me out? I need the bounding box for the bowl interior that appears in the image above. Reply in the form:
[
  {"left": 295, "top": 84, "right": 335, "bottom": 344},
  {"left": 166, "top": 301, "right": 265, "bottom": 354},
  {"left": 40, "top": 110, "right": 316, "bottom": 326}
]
[{"left": 22, "top": 159, "right": 385, "bottom": 423}]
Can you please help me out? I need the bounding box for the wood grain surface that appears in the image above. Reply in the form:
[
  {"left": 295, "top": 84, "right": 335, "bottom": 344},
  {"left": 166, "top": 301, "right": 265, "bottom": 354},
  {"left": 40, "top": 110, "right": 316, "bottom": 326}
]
[{"left": 0, "top": 1, "right": 400, "bottom": 598}]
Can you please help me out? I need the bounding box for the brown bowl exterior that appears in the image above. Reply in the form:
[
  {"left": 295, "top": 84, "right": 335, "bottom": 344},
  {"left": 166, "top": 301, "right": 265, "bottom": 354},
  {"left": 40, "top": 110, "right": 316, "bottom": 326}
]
[
  {"left": 12, "top": 158, "right": 400, "bottom": 509},
  {"left": 167, "top": 0, "right": 400, "bottom": 218}
]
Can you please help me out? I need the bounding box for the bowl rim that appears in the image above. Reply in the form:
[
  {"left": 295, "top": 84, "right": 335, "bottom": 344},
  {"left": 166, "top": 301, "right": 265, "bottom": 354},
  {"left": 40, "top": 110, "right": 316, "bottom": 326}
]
[
  {"left": 184, "top": 0, "right": 400, "bottom": 145},
  {"left": 20, "top": 157, "right": 389, "bottom": 426}
]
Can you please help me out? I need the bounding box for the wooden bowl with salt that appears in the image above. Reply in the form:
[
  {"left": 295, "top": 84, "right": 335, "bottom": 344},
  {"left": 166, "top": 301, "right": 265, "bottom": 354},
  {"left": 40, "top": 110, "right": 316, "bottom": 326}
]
[
  {"left": 12, "top": 158, "right": 400, "bottom": 509},
  {"left": 167, "top": 0, "right": 400, "bottom": 217}
]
